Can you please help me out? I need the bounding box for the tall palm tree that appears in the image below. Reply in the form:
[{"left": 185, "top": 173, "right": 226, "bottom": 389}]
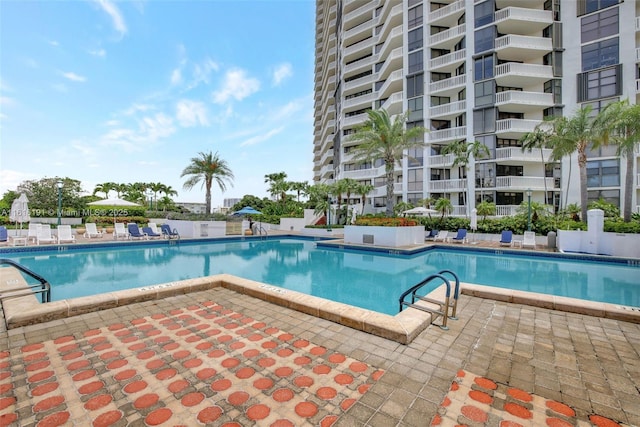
[
  {"left": 148, "top": 182, "right": 165, "bottom": 210},
  {"left": 520, "top": 124, "right": 553, "bottom": 207},
  {"left": 348, "top": 108, "right": 427, "bottom": 216},
  {"left": 592, "top": 99, "right": 640, "bottom": 222},
  {"left": 441, "top": 139, "right": 489, "bottom": 212},
  {"left": 92, "top": 182, "right": 115, "bottom": 199},
  {"left": 434, "top": 197, "right": 453, "bottom": 226},
  {"left": 181, "top": 151, "right": 234, "bottom": 214},
  {"left": 548, "top": 106, "right": 598, "bottom": 222},
  {"left": 354, "top": 182, "right": 374, "bottom": 214},
  {"left": 290, "top": 181, "right": 309, "bottom": 202}
]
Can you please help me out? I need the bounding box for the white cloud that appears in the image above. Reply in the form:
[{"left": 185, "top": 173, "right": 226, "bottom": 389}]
[
  {"left": 170, "top": 68, "right": 182, "bottom": 85},
  {"left": 269, "top": 98, "right": 306, "bottom": 122},
  {"left": 239, "top": 126, "right": 284, "bottom": 147},
  {"left": 104, "top": 119, "right": 120, "bottom": 127},
  {"left": 176, "top": 99, "right": 209, "bottom": 127},
  {"left": 89, "top": 48, "right": 106, "bottom": 57},
  {"left": 61, "top": 72, "right": 87, "bottom": 82},
  {"left": 0, "top": 169, "right": 38, "bottom": 195},
  {"left": 101, "top": 113, "right": 176, "bottom": 151},
  {"left": 272, "top": 63, "right": 293, "bottom": 86},
  {"left": 122, "top": 103, "right": 154, "bottom": 115},
  {"left": 0, "top": 96, "right": 13, "bottom": 106},
  {"left": 185, "top": 58, "right": 219, "bottom": 90},
  {"left": 212, "top": 69, "right": 260, "bottom": 104},
  {"left": 95, "top": 0, "right": 127, "bottom": 37},
  {"left": 48, "top": 40, "right": 60, "bottom": 47}
]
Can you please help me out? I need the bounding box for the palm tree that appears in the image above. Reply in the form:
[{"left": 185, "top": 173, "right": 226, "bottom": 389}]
[
  {"left": 434, "top": 197, "right": 453, "bottom": 227},
  {"left": 181, "top": 151, "right": 234, "bottom": 214},
  {"left": 441, "top": 139, "right": 489, "bottom": 213},
  {"left": 354, "top": 182, "right": 374, "bottom": 214},
  {"left": 476, "top": 200, "right": 496, "bottom": 224},
  {"left": 148, "top": 182, "right": 165, "bottom": 210},
  {"left": 547, "top": 106, "right": 598, "bottom": 222},
  {"left": 348, "top": 108, "right": 427, "bottom": 216},
  {"left": 520, "top": 123, "right": 553, "bottom": 207},
  {"left": 592, "top": 100, "right": 640, "bottom": 222},
  {"left": 92, "top": 182, "right": 114, "bottom": 199},
  {"left": 290, "top": 181, "right": 309, "bottom": 202}
]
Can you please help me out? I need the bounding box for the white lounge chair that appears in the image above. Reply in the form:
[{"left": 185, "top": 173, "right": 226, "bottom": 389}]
[
  {"left": 28, "top": 223, "right": 40, "bottom": 244},
  {"left": 84, "top": 223, "right": 103, "bottom": 239},
  {"left": 113, "top": 223, "right": 129, "bottom": 240},
  {"left": 36, "top": 224, "right": 56, "bottom": 245},
  {"left": 57, "top": 225, "right": 76, "bottom": 244},
  {"left": 433, "top": 230, "right": 449, "bottom": 242},
  {"left": 523, "top": 231, "right": 536, "bottom": 249}
]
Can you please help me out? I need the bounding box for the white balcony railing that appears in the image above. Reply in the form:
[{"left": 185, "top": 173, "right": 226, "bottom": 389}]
[
  {"left": 495, "top": 147, "right": 552, "bottom": 163},
  {"left": 495, "top": 91, "right": 554, "bottom": 107},
  {"left": 343, "top": 73, "right": 375, "bottom": 92},
  {"left": 428, "top": 126, "right": 467, "bottom": 143},
  {"left": 429, "top": 100, "right": 466, "bottom": 118},
  {"left": 495, "top": 119, "right": 539, "bottom": 134},
  {"left": 376, "top": 69, "right": 403, "bottom": 97},
  {"left": 428, "top": 24, "right": 466, "bottom": 47},
  {"left": 342, "top": 113, "right": 368, "bottom": 128},
  {"left": 429, "top": 179, "right": 467, "bottom": 192},
  {"left": 343, "top": 36, "right": 373, "bottom": 57},
  {"left": 429, "top": 49, "right": 466, "bottom": 70},
  {"left": 494, "top": 7, "right": 552, "bottom": 27},
  {"left": 380, "top": 91, "right": 403, "bottom": 113},
  {"left": 429, "top": 74, "right": 466, "bottom": 94},
  {"left": 428, "top": 0, "right": 464, "bottom": 24},
  {"left": 494, "top": 176, "right": 555, "bottom": 190},
  {"left": 344, "top": 2, "right": 376, "bottom": 24},
  {"left": 343, "top": 19, "right": 374, "bottom": 42},
  {"left": 495, "top": 205, "right": 520, "bottom": 217},
  {"left": 342, "top": 164, "right": 385, "bottom": 180},
  {"left": 495, "top": 34, "right": 552, "bottom": 52},
  {"left": 429, "top": 153, "right": 455, "bottom": 167},
  {"left": 494, "top": 62, "right": 553, "bottom": 79},
  {"left": 375, "top": 47, "right": 403, "bottom": 78},
  {"left": 343, "top": 92, "right": 374, "bottom": 110}
]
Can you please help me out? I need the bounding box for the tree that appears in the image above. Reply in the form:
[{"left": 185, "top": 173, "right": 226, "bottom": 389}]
[
  {"left": 592, "top": 100, "right": 640, "bottom": 222},
  {"left": 290, "top": 181, "right": 309, "bottom": 202},
  {"left": 181, "top": 151, "right": 234, "bottom": 214},
  {"left": 441, "top": 139, "right": 490, "bottom": 212},
  {"left": 92, "top": 182, "right": 115, "bottom": 199},
  {"left": 348, "top": 108, "right": 427, "bottom": 216},
  {"left": 17, "top": 177, "right": 84, "bottom": 211},
  {"left": 148, "top": 182, "right": 165, "bottom": 210},
  {"left": 434, "top": 197, "right": 452, "bottom": 225},
  {"left": 476, "top": 201, "right": 496, "bottom": 224},
  {"left": 354, "top": 182, "right": 374, "bottom": 214},
  {"left": 520, "top": 123, "right": 553, "bottom": 207}
]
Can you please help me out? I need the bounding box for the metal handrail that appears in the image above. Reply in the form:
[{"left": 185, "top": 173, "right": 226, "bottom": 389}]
[
  {"left": 0, "top": 259, "right": 51, "bottom": 303},
  {"left": 436, "top": 269, "right": 460, "bottom": 319}
]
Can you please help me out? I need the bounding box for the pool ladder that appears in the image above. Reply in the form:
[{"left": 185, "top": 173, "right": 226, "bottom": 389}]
[
  {"left": 0, "top": 259, "right": 51, "bottom": 303},
  {"left": 398, "top": 270, "right": 460, "bottom": 330}
]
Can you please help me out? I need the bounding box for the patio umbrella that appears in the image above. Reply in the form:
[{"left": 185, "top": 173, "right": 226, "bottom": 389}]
[
  {"left": 88, "top": 198, "right": 141, "bottom": 225},
  {"left": 232, "top": 206, "right": 263, "bottom": 235},
  {"left": 9, "top": 193, "right": 30, "bottom": 235},
  {"left": 470, "top": 209, "right": 478, "bottom": 244},
  {"left": 402, "top": 206, "right": 438, "bottom": 216}
]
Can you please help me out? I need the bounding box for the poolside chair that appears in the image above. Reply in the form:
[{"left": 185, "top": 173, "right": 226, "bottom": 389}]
[
  {"left": 147, "top": 223, "right": 161, "bottom": 235},
  {"left": 142, "top": 226, "right": 161, "bottom": 239},
  {"left": 160, "top": 224, "right": 180, "bottom": 240},
  {"left": 499, "top": 230, "right": 513, "bottom": 247},
  {"left": 0, "top": 226, "right": 7, "bottom": 243},
  {"left": 84, "top": 223, "right": 103, "bottom": 239},
  {"left": 28, "top": 223, "right": 40, "bottom": 243},
  {"left": 36, "top": 224, "right": 56, "bottom": 245},
  {"left": 523, "top": 231, "right": 536, "bottom": 249},
  {"left": 433, "top": 230, "right": 448, "bottom": 242},
  {"left": 127, "top": 223, "right": 149, "bottom": 240},
  {"left": 113, "top": 223, "right": 129, "bottom": 240},
  {"left": 57, "top": 225, "right": 76, "bottom": 244},
  {"left": 425, "top": 229, "right": 439, "bottom": 241},
  {"left": 450, "top": 228, "right": 468, "bottom": 244}
]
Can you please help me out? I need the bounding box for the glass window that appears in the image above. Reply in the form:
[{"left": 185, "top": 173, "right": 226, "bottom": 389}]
[
  {"left": 476, "top": 134, "right": 495, "bottom": 159},
  {"left": 474, "top": 26, "right": 495, "bottom": 54},
  {"left": 584, "top": 0, "right": 618, "bottom": 15},
  {"left": 408, "top": 6, "right": 423, "bottom": 29},
  {"left": 496, "top": 165, "right": 523, "bottom": 176},
  {"left": 408, "top": 28, "right": 423, "bottom": 52},
  {"left": 586, "top": 159, "right": 619, "bottom": 187},
  {"left": 582, "top": 38, "right": 618, "bottom": 71},
  {"left": 474, "top": 80, "right": 495, "bottom": 107},
  {"left": 473, "top": 107, "right": 496, "bottom": 134},
  {"left": 587, "top": 189, "right": 619, "bottom": 207},
  {"left": 408, "top": 51, "right": 423, "bottom": 74},
  {"left": 430, "top": 169, "right": 450, "bottom": 181},
  {"left": 407, "top": 169, "right": 423, "bottom": 191},
  {"left": 408, "top": 97, "right": 423, "bottom": 122},
  {"left": 581, "top": 7, "right": 618, "bottom": 43},
  {"left": 577, "top": 65, "right": 621, "bottom": 102},
  {"left": 474, "top": 0, "right": 495, "bottom": 28},
  {"left": 474, "top": 55, "right": 494, "bottom": 81},
  {"left": 406, "top": 73, "right": 424, "bottom": 98}
]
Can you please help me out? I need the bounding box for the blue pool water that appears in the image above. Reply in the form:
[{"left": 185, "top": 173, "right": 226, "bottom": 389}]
[{"left": 2, "top": 238, "right": 639, "bottom": 315}]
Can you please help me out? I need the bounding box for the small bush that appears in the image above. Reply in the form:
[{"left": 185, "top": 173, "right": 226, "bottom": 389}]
[{"left": 354, "top": 217, "right": 418, "bottom": 227}]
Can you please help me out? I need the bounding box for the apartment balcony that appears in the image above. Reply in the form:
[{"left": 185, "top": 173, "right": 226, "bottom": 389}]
[
  {"left": 429, "top": 100, "right": 466, "bottom": 120},
  {"left": 429, "top": 49, "right": 466, "bottom": 73},
  {"left": 343, "top": 1, "right": 375, "bottom": 25},
  {"left": 376, "top": 4, "right": 403, "bottom": 40},
  {"left": 495, "top": 119, "right": 539, "bottom": 138},
  {"left": 429, "top": 178, "right": 467, "bottom": 192},
  {"left": 428, "top": 24, "right": 465, "bottom": 50},
  {"left": 428, "top": 126, "right": 467, "bottom": 144},
  {"left": 343, "top": 19, "right": 374, "bottom": 48},
  {"left": 342, "top": 165, "right": 385, "bottom": 180},
  {"left": 429, "top": 153, "right": 455, "bottom": 168},
  {"left": 380, "top": 91, "right": 403, "bottom": 116},
  {"left": 343, "top": 55, "right": 373, "bottom": 77},
  {"left": 495, "top": 35, "right": 552, "bottom": 62},
  {"left": 377, "top": 69, "right": 403, "bottom": 98},
  {"left": 494, "top": 205, "right": 519, "bottom": 217},
  {"left": 495, "top": 91, "right": 554, "bottom": 113},
  {"left": 376, "top": 25, "right": 403, "bottom": 58},
  {"left": 320, "top": 148, "right": 334, "bottom": 166},
  {"left": 495, "top": 147, "right": 552, "bottom": 165},
  {"left": 343, "top": 37, "right": 374, "bottom": 62},
  {"left": 376, "top": 47, "right": 403, "bottom": 80},
  {"left": 320, "top": 163, "right": 335, "bottom": 179},
  {"left": 428, "top": 74, "right": 466, "bottom": 97},
  {"left": 343, "top": 73, "right": 375, "bottom": 94},
  {"left": 343, "top": 92, "right": 375, "bottom": 111},
  {"left": 342, "top": 113, "right": 368, "bottom": 128},
  {"left": 495, "top": 62, "right": 553, "bottom": 88},
  {"left": 495, "top": 7, "right": 553, "bottom": 35},
  {"left": 428, "top": 0, "right": 465, "bottom": 28},
  {"left": 496, "top": 0, "right": 546, "bottom": 9},
  {"left": 494, "top": 176, "right": 555, "bottom": 191}
]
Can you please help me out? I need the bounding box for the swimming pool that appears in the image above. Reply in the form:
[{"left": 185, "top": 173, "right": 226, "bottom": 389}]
[{"left": 2, "top": 237, "right": 638, "bottom": 315}]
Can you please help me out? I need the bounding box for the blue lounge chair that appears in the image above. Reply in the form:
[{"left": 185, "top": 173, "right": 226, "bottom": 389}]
[
  {"left": 160, "top": 224, "right": 180, "bottom": 240},
  {"left": 425, "top": 229, "right": 439, "bottom": 241},
  {"left": 142, "top": 226, "right": 161, "bottom": 239},
  {"left": 500, "top": 230, "right": 513, "bottom": 247},
  {"left": 127, "top": 223, "right": 148, "bottom": 240},
  {"left": 0, "top": 226, "right": 7, "bottom": 243},
  {"left": 450, "top": 228, "right": 467, "bottom": 243}
]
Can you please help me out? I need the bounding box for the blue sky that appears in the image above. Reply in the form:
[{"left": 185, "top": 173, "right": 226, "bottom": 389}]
[{"left": 0, "top": 0, "right": 315, "bottom": 207}]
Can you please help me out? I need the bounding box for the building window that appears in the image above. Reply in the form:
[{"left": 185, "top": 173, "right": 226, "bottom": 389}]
[
  {"left": 587, "top": 189, "right": 619, "bottom": 207},
  {"left": 587, "top": 159, "right": 619, "bottom": 187},
  {"left": 473, "top": 107, "right": 496, "bottom": 134},
  {"left": 582, "top": 38, "right": 618, "bottom": 72},
  {"left": 408, "top": 28, "right": 423, "bottom": 52},
  {"left": 474, "top": 26, "right": 495, "bottom": 54},
  {"left": 581, "top": 7, "right": 618, "bottom": 43},
  {"left": 586, "top": 142, "right": 617, "bottom": 158},
  {"left": 496, "top": 192, "right": 522, "bottom": 205},
  {"left": 577, "top": 64, "right": 622, "bottom": 102},
  {"left": 375, "top": 62, "right": 384, "bottom": 72},
  {"left": 577, "top": 0, "right": 619, "bottom": 16},
  {"left": 408, "top": 6, "right": 423, "bottom": 29},
  {"left": 475, "top": 162, "right": 496, "bottom": 188},
  {"left": 474, "top": 80, "right": 495, "bottom": 107},
  {"left": 407, "top": 169, "right": 423, "bottom": 191},
  {"left": 407, "top": 193, "right": 423, "bottom": 205},
  {"left": 407, "top": 120, "right": 425, "bottom": 144},
  {"left": 543, "top": 107, "right": 564, "bottom": 119},
  {"left": 543, "top": 51, "right": 563, "bottom": 77},
  {"left": 496, "top": 165, "right": 523, "bottom": 176},
  {"left": 408, "top": 97, "right": 423, "bottom": 122},
  {"left": 476, "top": 134, "right": 495, "bottom": 159},
  {"left": 544, "top": 79, "right": 562, "bottom": 104},
  {"left": 474, "top": 55, "right": 494, "bottom": 81},
  {"left": 431, "top": 169, "right": 450, "bottom": 181},
  {"left": 408, "top": 51, "right": 423, "bottom": 74},
  {"left": 474, "top": 0, "right": 495, "bottom": 28},
  {"left": 407, "top": 73, "right": 424, "bottom": 98}
]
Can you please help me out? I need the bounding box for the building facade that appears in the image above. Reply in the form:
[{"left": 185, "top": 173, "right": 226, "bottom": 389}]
[{"left": 313, "top": 0, "right": 639, "bottom": 217}]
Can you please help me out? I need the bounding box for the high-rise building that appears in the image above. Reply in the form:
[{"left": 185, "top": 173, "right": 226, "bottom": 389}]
[{"left": 313, "top": 0, "right": 639, "bottom": 217}]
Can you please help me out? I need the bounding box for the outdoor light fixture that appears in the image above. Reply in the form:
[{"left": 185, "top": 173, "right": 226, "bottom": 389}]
[
  {"left": 56, "top": 180, "right": 63, "bottom": 226},
  {"left": 526, "top": 188, "right": 532, "bottom": 232}
]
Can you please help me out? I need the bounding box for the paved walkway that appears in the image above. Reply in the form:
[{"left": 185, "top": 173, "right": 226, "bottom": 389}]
[{"left": 1, "top": 286, "right": 639, "bottom": 426}]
